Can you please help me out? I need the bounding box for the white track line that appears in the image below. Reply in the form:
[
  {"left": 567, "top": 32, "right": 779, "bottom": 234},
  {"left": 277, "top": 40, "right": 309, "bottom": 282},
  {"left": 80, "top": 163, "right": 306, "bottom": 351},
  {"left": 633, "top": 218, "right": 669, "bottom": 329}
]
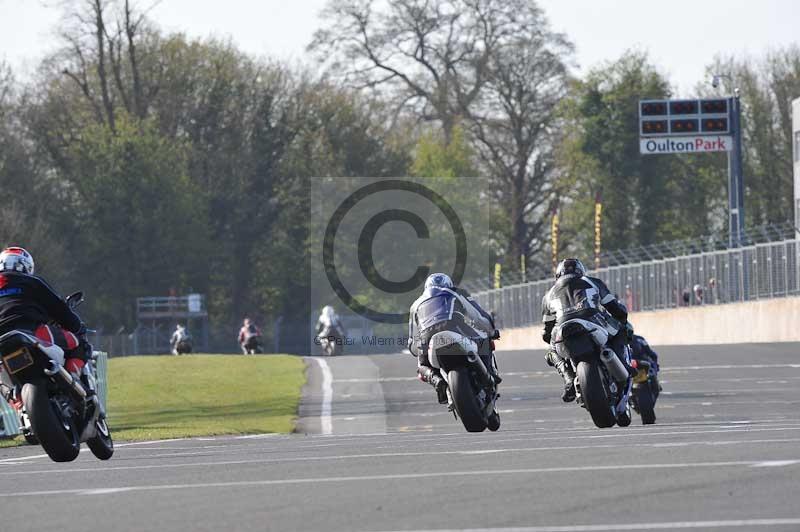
[
  {"left": 314, "top": 357, "right": 333, "bottom": 435},
  {"left": 373, "top": 518, "right": 800, "bottom": 532},
  {"left": 1, "top": 459, "right": 797, "bottom": 498}
]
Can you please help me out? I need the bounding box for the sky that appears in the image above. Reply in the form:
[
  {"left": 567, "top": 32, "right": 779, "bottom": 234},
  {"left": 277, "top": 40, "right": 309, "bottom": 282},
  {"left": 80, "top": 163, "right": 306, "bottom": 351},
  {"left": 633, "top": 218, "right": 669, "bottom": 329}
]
[{"left": 0, "top": 0, "right": 797, "bottom": 95}]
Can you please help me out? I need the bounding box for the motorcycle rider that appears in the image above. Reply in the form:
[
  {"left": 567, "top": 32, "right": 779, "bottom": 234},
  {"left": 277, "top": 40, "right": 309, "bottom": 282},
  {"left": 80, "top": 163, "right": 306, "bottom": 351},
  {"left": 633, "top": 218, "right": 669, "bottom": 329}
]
[
  {"left": 238, "top": 318, "right": 261, "bottom": 354},
  {"left": 626, "top": 322, "right": 661, "bottom": 388},
  {"left": 315, "top": 305, "right": 346, "bottom": 342},
  {"left": 0, "top": 247, "right": 91, "bottom": 408},
  {"left": 170, "top": 324, "right": 191, "bottom": 355},
  {"left": 542, "top": 258, "right": 632, "bottom": 405},
  {"left": 408, "top": 273, "right": 501, "bottom": 405}
]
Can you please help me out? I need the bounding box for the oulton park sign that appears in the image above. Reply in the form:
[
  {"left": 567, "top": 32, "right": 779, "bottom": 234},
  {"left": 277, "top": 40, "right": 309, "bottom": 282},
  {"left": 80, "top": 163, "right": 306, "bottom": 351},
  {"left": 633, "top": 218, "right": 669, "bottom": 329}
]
[{"left": 639, "top": 135, "right": 732, "bottom": 155}]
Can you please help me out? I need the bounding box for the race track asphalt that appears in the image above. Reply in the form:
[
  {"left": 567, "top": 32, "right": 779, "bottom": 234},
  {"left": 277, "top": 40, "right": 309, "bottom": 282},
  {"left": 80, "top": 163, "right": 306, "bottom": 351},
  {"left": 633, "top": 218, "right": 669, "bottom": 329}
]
[{"left": 1, "top": 343, "right": 800, "bottom": 532}]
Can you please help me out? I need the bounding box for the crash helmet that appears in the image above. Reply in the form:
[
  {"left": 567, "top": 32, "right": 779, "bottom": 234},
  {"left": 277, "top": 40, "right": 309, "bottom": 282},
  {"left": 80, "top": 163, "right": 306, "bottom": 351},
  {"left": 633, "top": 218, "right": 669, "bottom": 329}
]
[
  {"left": 0, "top": 247, "right": 35, "bottom": 275},
  {"left": 555, "top": 258, "right": 585, "bottom": 280},
  {"left": 424, "top": 273, "right": 453, "bottom": 291}
]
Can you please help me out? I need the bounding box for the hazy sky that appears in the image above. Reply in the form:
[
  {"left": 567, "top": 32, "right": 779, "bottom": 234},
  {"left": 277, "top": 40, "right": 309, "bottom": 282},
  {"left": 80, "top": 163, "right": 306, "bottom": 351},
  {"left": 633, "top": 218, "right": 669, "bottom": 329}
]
[{"left": 1, "top": 0, "right": 797, "bottom": 95}]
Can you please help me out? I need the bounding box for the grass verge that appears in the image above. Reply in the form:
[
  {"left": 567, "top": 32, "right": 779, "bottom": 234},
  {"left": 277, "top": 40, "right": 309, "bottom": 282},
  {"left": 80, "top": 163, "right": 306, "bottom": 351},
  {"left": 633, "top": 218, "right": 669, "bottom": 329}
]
[{"left": 107, "top": 354, "right": 306, "bottom": 441}]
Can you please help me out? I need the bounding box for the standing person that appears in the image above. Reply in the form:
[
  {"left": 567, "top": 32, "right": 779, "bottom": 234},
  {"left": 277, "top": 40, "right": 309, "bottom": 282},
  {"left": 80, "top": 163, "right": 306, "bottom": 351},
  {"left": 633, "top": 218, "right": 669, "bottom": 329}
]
[
  {"left": 0, "top": 247, "right": 92, "bottom": 406},
  {"left": 708, "top": 278, "right": 720, "bottom": 304},
  {"left": 238, "top": 318, "right": 262, "bottom": 355},
  {"left": 693, "top": 284, "right": 704, "bottom": 305}
]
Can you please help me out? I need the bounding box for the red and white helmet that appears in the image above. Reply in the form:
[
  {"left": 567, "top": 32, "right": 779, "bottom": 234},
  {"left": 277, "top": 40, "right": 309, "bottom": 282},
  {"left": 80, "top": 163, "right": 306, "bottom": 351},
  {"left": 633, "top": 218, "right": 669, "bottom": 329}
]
[{"left": 0, "top": 247, "right": 35, "bottom": 275}]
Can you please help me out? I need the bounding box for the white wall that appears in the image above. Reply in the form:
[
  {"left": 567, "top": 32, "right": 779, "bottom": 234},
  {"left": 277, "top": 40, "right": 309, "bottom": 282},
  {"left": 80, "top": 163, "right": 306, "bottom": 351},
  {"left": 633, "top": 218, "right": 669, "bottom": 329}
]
[{"left": 495, "top": 296, "right": 800, "bottom": 350}]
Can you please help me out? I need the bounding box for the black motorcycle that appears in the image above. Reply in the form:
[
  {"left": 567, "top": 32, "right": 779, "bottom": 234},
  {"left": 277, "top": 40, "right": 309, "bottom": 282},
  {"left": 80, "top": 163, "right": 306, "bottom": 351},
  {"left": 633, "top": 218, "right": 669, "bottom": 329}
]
[
  {"left": 0, "top": 292, "right": 113, "bottom": 462},
  {"left": 553, "top": 318, "right": 632, "bottom": 428},
  {"left": 173, "top": 339, "right": 192, "bottom": 355},
  {"left": 243, "top": 336, "right": 262, "bottom": 355},
  {"left": 427, "top": 331, "right": 500, "bottom": 433}
]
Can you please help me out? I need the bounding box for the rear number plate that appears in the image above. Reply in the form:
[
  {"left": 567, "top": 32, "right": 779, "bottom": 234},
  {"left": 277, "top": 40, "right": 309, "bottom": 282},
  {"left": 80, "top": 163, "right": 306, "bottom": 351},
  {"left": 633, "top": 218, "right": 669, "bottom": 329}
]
[{"left": 3, "top": 348, "right": 34, "bottom": 374}]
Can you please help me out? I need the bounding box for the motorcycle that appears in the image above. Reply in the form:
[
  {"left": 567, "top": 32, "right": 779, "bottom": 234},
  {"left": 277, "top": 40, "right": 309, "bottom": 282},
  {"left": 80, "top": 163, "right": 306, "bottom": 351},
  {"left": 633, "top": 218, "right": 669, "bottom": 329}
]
[
  {"left": 0, "top": 292, "right": 113, "bottom": 462},
  {"left": 318, "top": 325, "right": 344, "bottom": 357},
  {"left": 630, "top": 357, "right": 659, "bottom": 424},
  {"left": 172, "top": 338, "right": 192, "bottom": 355},
  {"left": 427, "top": 331, "right": 500, "bottom": 433},
  {"left": 553, "top": 318, "right": 632, "bottom": 428},
  {"left": 242, "top": 335, "right": 262, "bottom": 355}
]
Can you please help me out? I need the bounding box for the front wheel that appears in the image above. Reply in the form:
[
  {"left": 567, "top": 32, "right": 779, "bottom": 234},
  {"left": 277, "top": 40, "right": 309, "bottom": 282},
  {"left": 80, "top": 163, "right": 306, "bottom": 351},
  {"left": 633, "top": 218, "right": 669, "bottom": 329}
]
[
  {"left": 22, "top": 381, "right": 80, "bottom": 462},
  {"left": 87, "top": 417, "right": 114, "bottom": 460},
  {"left": 449, "top": 367, "right": 487, "bottom": 432},
  {"left": 577, "top": 360, "right": 616, "bottom": 428}
]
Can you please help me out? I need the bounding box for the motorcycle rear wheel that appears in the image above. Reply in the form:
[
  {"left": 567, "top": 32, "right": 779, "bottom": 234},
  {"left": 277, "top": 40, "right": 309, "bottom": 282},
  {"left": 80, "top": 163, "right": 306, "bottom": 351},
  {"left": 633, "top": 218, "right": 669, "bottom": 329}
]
[
  {"left": 449, "top": 367, "right": 487, "bottom": 433},
  {"left": 22, "top": 380, "right": 80, "bottom": 462},
  {"left": 577, "top": 360, "right": 617, "bottom": 429}
]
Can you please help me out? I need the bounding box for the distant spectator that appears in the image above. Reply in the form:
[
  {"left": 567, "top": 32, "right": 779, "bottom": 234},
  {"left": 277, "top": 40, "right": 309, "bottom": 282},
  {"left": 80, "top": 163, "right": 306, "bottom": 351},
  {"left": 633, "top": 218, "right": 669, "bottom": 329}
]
[
  {"left": 681, "top": 287, "right": 691, "bottom": 306},
  {"left": 693, "top": 284, "right": 704, "bottom": 305},
  {"left": 708, "top": 277, "right": 720, "bottom": 304},
  {"left": 624, "top": 285, "right": 635, "bottom": 312}
]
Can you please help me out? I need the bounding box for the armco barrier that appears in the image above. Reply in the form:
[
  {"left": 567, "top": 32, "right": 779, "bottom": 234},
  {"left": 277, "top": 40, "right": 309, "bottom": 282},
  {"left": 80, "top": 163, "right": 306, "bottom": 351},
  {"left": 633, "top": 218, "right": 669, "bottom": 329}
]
[{"left": 0, "top": 351, "right": 108, "bottom": 438}]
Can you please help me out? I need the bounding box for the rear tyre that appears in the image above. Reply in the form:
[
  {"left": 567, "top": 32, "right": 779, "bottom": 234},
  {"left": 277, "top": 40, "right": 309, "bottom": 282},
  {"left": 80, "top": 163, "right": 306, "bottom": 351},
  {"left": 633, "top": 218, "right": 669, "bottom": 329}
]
[
  {"left": 22, "top": 381, "right": 80, "bottom": 462},
  {"left": 87, "top": 417, "right": 114, "bottom": 460},
  {"left": 449, "top": 368, "right": 487, "bottom": 432},
  {"left": 577, "top": 360, "right": 616, "bottom": 428},
  {"left": 637, "top": 384, "right": 656, "bottom": 425}
]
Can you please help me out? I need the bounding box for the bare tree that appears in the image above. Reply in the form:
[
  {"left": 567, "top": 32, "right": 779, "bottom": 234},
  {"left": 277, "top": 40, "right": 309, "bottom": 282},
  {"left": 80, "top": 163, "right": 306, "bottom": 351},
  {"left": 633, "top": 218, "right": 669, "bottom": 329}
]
[
  {"left": 469, "top": 16, "right": 573, "bottom": 269},
  {"left": 310, "top": 0, "right": 541, "bottom": 143}
]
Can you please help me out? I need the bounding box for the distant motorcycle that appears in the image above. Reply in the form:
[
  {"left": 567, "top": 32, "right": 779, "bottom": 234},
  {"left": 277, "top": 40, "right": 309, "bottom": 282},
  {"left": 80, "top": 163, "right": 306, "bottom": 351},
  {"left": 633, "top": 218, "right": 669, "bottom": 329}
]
[
  {"left": 242, "top": 336, "right": 262, "bottom": 355},
  {"left": 553, "top": 318, "right": 632, "bottom": 428},
  {"left": 0, "top": 292, "right": 113, "bottom": 462},
  {"left": 630, "top": 357, "right": 659, "bottom": 424},
  {"left": 318, "top": 325, "right": 344, "bottom": 357},
  {"left": 427, "top": 331, "right": 500, "bottom": 432},
  {"left": 172, "top": 338, "right": 192, "bottom": 355}
]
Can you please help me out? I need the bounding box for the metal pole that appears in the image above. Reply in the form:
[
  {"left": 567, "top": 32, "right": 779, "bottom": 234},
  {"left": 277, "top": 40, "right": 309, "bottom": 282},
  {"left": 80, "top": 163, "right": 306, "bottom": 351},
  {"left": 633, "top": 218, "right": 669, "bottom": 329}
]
[{"left": 728, "top": 93, "right": 745, "bottom": 247}]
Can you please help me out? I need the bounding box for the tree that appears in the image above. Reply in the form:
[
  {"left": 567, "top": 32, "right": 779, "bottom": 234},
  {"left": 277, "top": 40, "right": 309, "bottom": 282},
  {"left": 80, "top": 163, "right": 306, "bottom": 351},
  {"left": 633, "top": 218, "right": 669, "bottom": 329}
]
[
  {"left": 310, "top": 0, "right": 547, "bottom": 144},
  {"left": 705, "top": 46, "right": 800, "bottom": 226},
  {"left": 469, "top": 16, "right": 572, "bottom": 270},
  {"left": 556, "top": 51, "right": 723, "bottom": 260}
]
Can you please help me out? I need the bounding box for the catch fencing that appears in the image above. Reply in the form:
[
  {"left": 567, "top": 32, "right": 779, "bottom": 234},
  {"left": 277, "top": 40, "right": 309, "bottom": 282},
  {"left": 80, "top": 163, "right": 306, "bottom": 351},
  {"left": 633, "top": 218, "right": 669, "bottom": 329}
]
[
  {"left": 0, "top": 351, "right": 108, "bottom": 438},
  {"left": 474, "top": 238, "right": 800, "bottom": 330}
]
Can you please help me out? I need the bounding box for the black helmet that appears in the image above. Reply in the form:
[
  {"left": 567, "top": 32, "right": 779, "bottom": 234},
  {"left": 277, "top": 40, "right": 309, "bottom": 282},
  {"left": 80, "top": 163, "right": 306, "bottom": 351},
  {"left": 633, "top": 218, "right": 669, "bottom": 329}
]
[{"left": 555, "top": 258, "right": 586, "bottom": 280}]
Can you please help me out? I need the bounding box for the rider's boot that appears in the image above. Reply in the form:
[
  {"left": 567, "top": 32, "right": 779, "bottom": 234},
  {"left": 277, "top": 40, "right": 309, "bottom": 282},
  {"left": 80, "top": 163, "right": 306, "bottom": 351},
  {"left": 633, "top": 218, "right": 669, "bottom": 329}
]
[
  {"left": 546, "top": 349, "right": 576, "bottom": 402},
  {"left": 418, "top": 366, "right": 448, "bottom": 405}
]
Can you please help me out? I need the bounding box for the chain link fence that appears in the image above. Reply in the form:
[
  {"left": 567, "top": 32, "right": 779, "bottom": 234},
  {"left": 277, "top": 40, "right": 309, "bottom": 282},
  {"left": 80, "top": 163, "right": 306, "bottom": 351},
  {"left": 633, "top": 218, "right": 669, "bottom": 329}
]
[{"left": 473, "top": 238, "right": 800, "bottom": 330}]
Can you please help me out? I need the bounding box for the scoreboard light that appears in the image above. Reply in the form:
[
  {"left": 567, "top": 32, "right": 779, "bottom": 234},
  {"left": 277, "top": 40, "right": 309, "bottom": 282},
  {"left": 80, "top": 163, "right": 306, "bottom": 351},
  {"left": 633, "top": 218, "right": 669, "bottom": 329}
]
[
  {"left": 702, "top": 117, "right": 729, "bottom": 133},
  {"left": 701, "top": 99, "right": 728, "bottom": 114},
  {"left": 640, "top": 101, "right": 667, "bottom": 116},
  {"left": 669, "top": 100, "right": 698, "bottom": 115},
  {"left": 670, "top": 119, "right": 699, "bottom": 134},
  {"left": 641, "top": 120, "right": 668, "bottom": 135}
]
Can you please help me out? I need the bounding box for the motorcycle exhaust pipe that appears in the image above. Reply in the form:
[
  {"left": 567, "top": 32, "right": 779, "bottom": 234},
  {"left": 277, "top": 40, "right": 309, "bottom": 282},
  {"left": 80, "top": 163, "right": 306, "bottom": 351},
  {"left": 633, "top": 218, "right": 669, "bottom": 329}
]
[
  {"left": 465, "top": 352, "right": 494, "bottom": 388},
  {"left": 44, "top": 362, "right": 87, "bottom": 400},
  {"left": 600, "top": 348, "right": 630, "bottom": 383}
]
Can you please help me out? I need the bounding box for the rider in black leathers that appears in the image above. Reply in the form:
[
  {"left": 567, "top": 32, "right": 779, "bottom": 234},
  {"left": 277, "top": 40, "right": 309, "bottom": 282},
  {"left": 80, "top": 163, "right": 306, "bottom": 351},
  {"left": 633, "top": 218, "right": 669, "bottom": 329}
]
[
  {"left": 408, "top": 273, "right": 500, "bottom": 404},
  {"left": 0, "top": 247, "right": 90, "bottom": 406},
  {"left": 541, "top": 258, "right": 631, "bottom": 403}
]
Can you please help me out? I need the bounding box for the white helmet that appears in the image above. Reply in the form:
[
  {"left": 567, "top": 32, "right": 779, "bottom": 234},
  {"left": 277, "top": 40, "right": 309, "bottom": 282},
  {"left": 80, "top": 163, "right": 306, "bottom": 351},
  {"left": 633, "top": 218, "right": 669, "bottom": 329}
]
[
  {"left": 0, "top": 247, "right": 35, "bottom": 275},
  {"left": 424, "top": 273, "right": 453, "bottom": 291}
]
